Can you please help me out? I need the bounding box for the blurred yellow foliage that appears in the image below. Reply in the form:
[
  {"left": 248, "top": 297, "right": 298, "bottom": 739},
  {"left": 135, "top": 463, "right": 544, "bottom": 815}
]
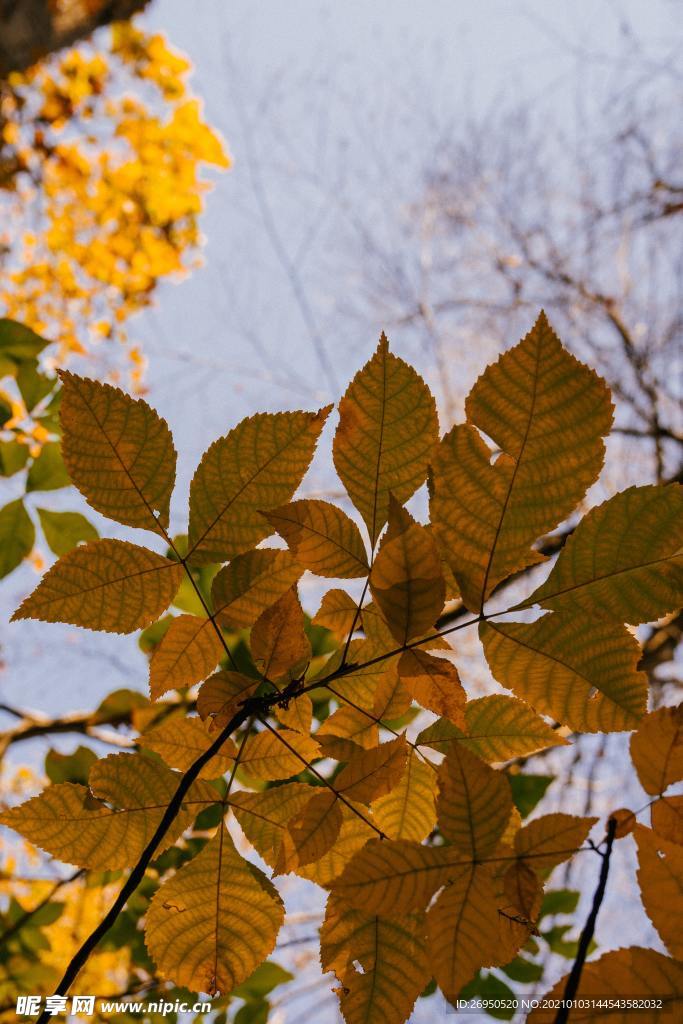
[{"left": 0, "top": 23, "right": 229, "bottom": 388}]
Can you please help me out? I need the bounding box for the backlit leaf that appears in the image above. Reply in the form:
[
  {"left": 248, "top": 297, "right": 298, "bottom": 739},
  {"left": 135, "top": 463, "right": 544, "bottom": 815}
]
[
  {"left": 437, "top": 745, "right": 512, "bottom": 857},
  {"left": 312, "top": 588, "right": 359, "bottom": 640},
  {"left": 211, "top": 548, "right": 302, "bottom": 630},
  {"left": 635, "top": 825, "right": 683, "bottom": 958},
  {"left": 59, "top": 371, "right": 176, "bottom": 532},
  {"left": 297, "top": 807, "right": 377, "bottom": 886},
  {"left": 146, "top": 825, "right": 284, "bottom": 996},
  {"left": 652, "top": 797, "right": 683, "bottom": 846},
  {"left": 335, "top": 736, "right": 409, "bottom": 804},
  {"left": 398, "top": 649, "right": 466, "bottom": 726},
  {"left": 11, "top": 539, "right": 182, "bottom": 633},
  {"left": 187, "top": 407, "right": 330, "bottom": 564},
  {"left": 426, "top": 863, "right": 501, "bottom": 1001},
  {"left": 0, "top": 753, "right": 216, "bottom": 869},
  {"left": 631, "top": 704, "right": 683, "bottom": 795},
  {"left": 370, "top": 499, "right": 445, "bottom": 644},
  {"left": 274, "top": 692, "right": 313, "bottom": 734},
  {"left": 264, "top": 499, "right": 369, "bottom": 578},
  {"left": 286, "top": 790, "right": 343, "bottom": 868},
  {"left": 239, "top": 729, "right": 320, "bottom": 781},
  {"left": 26, "top": 442, "right": 70, "bottom": 492},
  {"left": 526, "top": 484, "right": 683, "bottom": 623},
  {"left": 530, "top": 947, "right": 683, "bottom": 1022},
  {"left": 231, "top": 784, "right": 313, "bottom": 871},
  {"left": 149, "top": 613, "right": 224, "bottom": 699},
  {"left": 514, "top": 813, "right": 597, "bottom": 871},
  {"left": 140, "top": 717, "right": 236, "bottom": 778},
  {"left": 372, "top": 748, "right": 437, "bottom": 842},
  {"left": 333, "top": 333, "right": 439, "bottom": 545},
  {"left": 250, "top": 588, "right": 311, "bottom": 682},
  {"left": 481, "top": 616, "right": 647, "bottom": 732},
  {"left": 321, "top": 892, "right": 430, "bottom": 1024},
  {"left": 430, "top": 313, "right": 612, "bottom": 611},
  {"left": 197, "top": 671, "right": 259, "bottom": 729}
]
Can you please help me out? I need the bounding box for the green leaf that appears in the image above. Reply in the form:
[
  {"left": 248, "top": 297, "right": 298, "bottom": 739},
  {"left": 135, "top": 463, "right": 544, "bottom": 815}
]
[
  {"left": 16, "top": 360, "right": 55, "bottom": 412},
  {"left": 460, "top": 973, "right": 517, "bottom": 1019},
  {"left": 501, "top": 956, "right": 544, "bottom": 983},
  {"left": 509, "top": 774, "right": 554, "bottom": 818},
  {"left": 37, "top": 508, "right": 99, "bottom": 556},
  {"left": 539, "top": 889, "right": 580, "bottom": 918},
  {"left": 232, "top": 961, "right": 293, "bottom": 999},
  {"left": 0, "top": 319, "right": 50, "bottom": 360},
  {"left": 0, "top": 498, "right": 35, "bottom": 578},
  {"left": 0, "top": 439, "right": 29, "bottom": 476},
  {"left": 525, "top": 484, "right": 683, "bottom": 624},
  {"left": 26, "top": 442, "right": 71, "bottom": 492},
  {"left": 45, "top": 746, "right": 97, "bottom": 785}
]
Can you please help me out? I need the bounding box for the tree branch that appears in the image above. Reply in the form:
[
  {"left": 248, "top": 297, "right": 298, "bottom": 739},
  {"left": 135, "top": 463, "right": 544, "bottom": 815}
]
[{"left": 553, "top": 816, "right": 618, "bottom": 1024}]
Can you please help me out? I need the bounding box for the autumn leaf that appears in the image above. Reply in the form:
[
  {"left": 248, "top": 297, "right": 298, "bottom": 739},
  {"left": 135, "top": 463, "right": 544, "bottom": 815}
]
[
  {"left": 211, "top": 547, "right": 302, "bottom": 630},
  {"left": 630, "top": 704, "right": 683, "bottom": 795},
  {"left": 398, "top": 648, "right": 466, "bottom": 726},
  {"left": 197, "top": 670, "right": 259, "bottom": 729},
  {"left": 416, "top": 694, "right": 566, "bottom": 762},
  {"left": 59, "top": 371, "right": 177, "bottom": 533},
  {"left": 430, "top": 312, "right": 613, "bottom": 611},
  {"left": 652, "top": 796, "right": 683, "bottom": 846},
  {"left": 369, "top": 498, "right": 445, "bottom": 645},
  {"left": 635, "top": 825, "right": 683, "bottom": 958},
  {"left": 238, "top": 729, "right": 320, "bottom": 782},
  {"left": 312, "top": 588, "right": 359, "bottom": 640},
  {"left": 11, "top": 539, "right": 182, "bottom": 633},
  {"left": 0, "top": 753, "right": 216, "bottom": 869},
  {"left": 436, "top": 744, "right": 512, "bottom": 857},
  {"left": 250, "top": 587, "right": 311, "bottom": 682},
  {"left": 480, "top": 615, "right": 647, "bottom": 732},
  {"left": 335, "top": 736, "right": 409, "bottom": 804},
  {"left": 321, "top": 893, "right": 431, "bottom": 1024},
  {"left": 525, "top": 484, "right": 683, "bottom": 623},
  {"left": 285, "top": 790, "right": 343, "bottom": 868},
  {"left": 333, "top": 332, "right": 439, "bottom": 545},
  {"left": 187, "top": 408, "right": 330, "bottom": 564},
  {"left": 514, "top": 813, "right": 597, "bottom": 871},
  {"left": 149, "top": 613, "right": 224, "bottom": 699},
  {"left": 146, "top": 825, "right": 284, "bottom": 996},
  {"left": 231, "top": 783, "right": 314, "bottom": 871},
  {"left": 140, "top": 717, "right": 236, "bottom": 778},
  {"left": 371, "top": 747, "right": 438, "bottom": 842},
  {"left": 530, "top": 947, "right": 683, "bottom": 1021},
  {"left": 264, "top": 499, "right": 369, "bottom": 578}
]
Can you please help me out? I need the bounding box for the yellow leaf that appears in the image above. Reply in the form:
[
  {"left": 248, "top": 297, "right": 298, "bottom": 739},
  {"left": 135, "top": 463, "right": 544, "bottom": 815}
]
[
  {"left": 630, "top": 704, "right": 683, "bottom": 795},
  {"left": 635, "top": 825, "right": 683, "bottom": 957},
  {"left": 333, "top": 332, "right": 439, "bottom": 545},
  {"left": 59, "top": 371, "right": 176, "bottom": 532},
  {"left": 0, "top": 753, "right": 215, "bottom": 869},
  {"left": 370, "top": 499, "right": 445, "bottom": 644},
  {"left": 426, "top": 862, "right": 501, "bottom": 1001},
  {"left": 430, "top": 312, "right": 612, "bottom": 611},
  {"left": 149, "top": 613, "right": 224, "bottom": 699},
  {"left": 11, "top": 539, "right": 182, "bottom": 633},
  {"left": 140, "top": 717, "right": 236, "bottom": 778},
  {"left": 187, "top": 407, "right": 330, "bottom": 564},
  {"left": 317, "top": 706, "right": 379, "bottom": 753},
  {"left": 285, "top": 790, "right": 343, "bottom": 869},
  {"left": 437, "top": 745, "right": 512, "bottom": 858},
  {"left": 239, "top": 729, "right": 320, "bottom": 781},
  {"left": 250, "top": 587, "right": 311, "bottom": 682},
  {"left": 481, "top": 616, "right": 647, "bottom": 733},
  {"left": 312, "top": 588, "right": 359, "bottom": 640},
  {"left": 372, "top": 748, "right": 437, "bottom": 842},
  {"left": 264, "top": 499, "right": 369, "bottom": 578},
  {"left": 652, "top": 796, "right": 683, "bottom": 846},
  {"left": 231, "top": 783, "right": 313, "bottom": 870},
  {"left": 211, "top": 548, "right": 302, "bottom": 630},
  {"left": 335, "top": 736, "right": 409, "bottom": 804},
  {"left": 530, "top": 947, "right": 683, "bottom": 1022},
  {"left": 196, "top": 670, "right": 259, "bottom": 729},
  {"left": 514, "top": 813, "right": 597, "bottom": 871},
  {"left": 296, "top": 805, "right": 377, "bottom": 886},
  {"left": 398, "top": 649, "right": 466, "bottom": 726},
  {"left": 526, "top": 484, "right": 683, "bottom": 623},
  {"left": 274, "top": 692, "right": 313, "bottom": 733},
  {"left": 146, "top": 825, "right": 283, "bottom": 996},
  {"left": 331, "top": 838, "right": 458, "bottom": 915},
  {"left": 321, "top": 893, "right": 430, "bottom": 1024}
]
